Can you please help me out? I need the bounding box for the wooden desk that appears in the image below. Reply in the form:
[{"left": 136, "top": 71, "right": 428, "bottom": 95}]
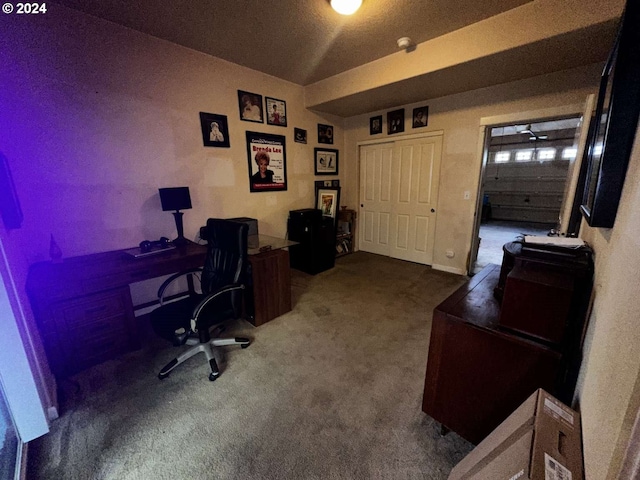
[
  {"left": 27, "top": 238, "right": 293, "bottom": 378},
  {"left": 421, "top": 264, "right": 563, "bottom": 444}
]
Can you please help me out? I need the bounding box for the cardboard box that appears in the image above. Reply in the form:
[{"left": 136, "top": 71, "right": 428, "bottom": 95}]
[{"left": 449, "top": 388, "right": 583, "bottom": 480}]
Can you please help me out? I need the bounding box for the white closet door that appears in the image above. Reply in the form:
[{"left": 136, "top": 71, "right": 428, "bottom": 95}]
[
  {"left": 359, "top": 135, "right": 442, "bottom": 265},
  {"left": 359, "top": 142, "right": 394, "bottom": 256},
  {"left": 389, "top": 136, "right": 442, "bottom": 264}
]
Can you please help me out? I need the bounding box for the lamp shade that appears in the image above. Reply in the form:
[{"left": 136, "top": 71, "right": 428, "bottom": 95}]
[
  {"left": 330, "top": 0, "right": 362, "bottom": 15},
  {"left": 158, "top": 187, "right": 192, "bottom": 211}
]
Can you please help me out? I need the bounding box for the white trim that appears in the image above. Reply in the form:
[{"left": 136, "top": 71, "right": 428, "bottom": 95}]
[
  {"left": 432, "top": 264, "right": 467, "bottom": 276},
  {"left": 480, "top": 104, "right": 584, "bottom": 126},
  {"left": 356, "top": 129, "right": 444, "bottom": 147},
  {"left": 0, "top": 241, "right": 49, "bottom": 442}
]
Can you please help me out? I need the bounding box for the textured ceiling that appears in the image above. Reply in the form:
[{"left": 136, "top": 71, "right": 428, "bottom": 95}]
[{"left": 52, "top": 0, "right": 532, "bottom": 86}]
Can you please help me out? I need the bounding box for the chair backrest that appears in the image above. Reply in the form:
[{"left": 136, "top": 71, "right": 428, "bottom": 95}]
[{"left": 201, "top": 218, "right": 248, "bottom": 295}]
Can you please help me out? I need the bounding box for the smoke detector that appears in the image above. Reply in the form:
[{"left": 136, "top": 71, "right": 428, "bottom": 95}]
[{"left": 397, "top": 37, "right": 412, "bottom": 49}]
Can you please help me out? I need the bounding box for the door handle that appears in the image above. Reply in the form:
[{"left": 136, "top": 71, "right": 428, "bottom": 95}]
[
  {"left": 361, "top": 204, "right": 364, "bottom": 208},
  {"left": 431, "top": 208, "right": 435, "bottom": 213}
]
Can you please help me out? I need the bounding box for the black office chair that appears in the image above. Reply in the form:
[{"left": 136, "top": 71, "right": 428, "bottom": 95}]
[{"left": 150, "top": 218, "right": 250, "bottom": 381}]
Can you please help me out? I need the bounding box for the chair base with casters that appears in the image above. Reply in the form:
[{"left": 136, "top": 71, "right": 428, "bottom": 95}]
[
  {"left": 149, "top": 218, "right": 252, "bottom": 381},
  {"left": 157, "top": 334, "right": 250, "bottom": 382}
]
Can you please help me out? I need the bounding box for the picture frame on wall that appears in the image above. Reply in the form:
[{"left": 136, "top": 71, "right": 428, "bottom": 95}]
[
  {"left": 315, "top": 186, "right": 341, "bottom": 227},
  {"left": 294, "top": 128, "right": 307, "bottom": 144},
  {"left": 387, "top": 109, "right": 405, "bottom": 134},
  {"left": 246, "top": 131, "right": 287, "bottom": 192},
  {"left": 412, "top": 106, "right": 429, "bottom": 128},
  {"left": 580, "top": 2, "right": 640, "bottom": 228},
  {"left": 265, "top": 97, "right": 287, "bottom": 126},
  {"left": 318, "top": 123, "right": 334, "bottom": 144},
  {"left": 238, "top": 90, "right": 264, "bottom": 123},
  {"left": 314, "top": 148, "right": 338, "bottom": 175},
  {"left": 199, "top": 112, "right": 230, "bottom": 148},
  {"left": 370, "top": 115, "right": 382, "bottom": 135}
]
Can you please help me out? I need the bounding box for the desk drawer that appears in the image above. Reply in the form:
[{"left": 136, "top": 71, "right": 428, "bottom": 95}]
[
  {"left": 45, "top": 286, "right": 138, "bottom": 377},
  {"left": 55, "top": 290, "right": 130, "bottom": 331},
  {"left": 65, "top": 322, "right": 135, "bottom": 374}
]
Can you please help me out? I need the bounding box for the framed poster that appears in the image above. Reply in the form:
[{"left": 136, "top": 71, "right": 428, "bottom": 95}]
[
  {"left": 315, "top": 186, "right": 341, "bottom": 228},
  {"left": 265, "top": 97, "right": 287, "bottom": 126},
  {"left": 314, "top": 148, "right": 338, "bottom": 175},
  {"left": 318, "top": 123, "right": 334, "bottom": 144},
  {"left": 246, "top": 131, "right": 287, "bottom": 192},
  {"left": 238, "top": 90, "right": 264, "bottom": 123},
  {"left": 387, "top": 109, "right": 405, "bottom": 134},
  {"left": 370, "top": 115, "right": 382, "bottom": 135},
  {"left": 412, "top": 106, "right": 429, "bottom": 128},
  {"left": 294, "top": 128, "right": 307, "bottom": 144},
  {"left": 199, "top": 112, "right": 230, "bottom": 148}
]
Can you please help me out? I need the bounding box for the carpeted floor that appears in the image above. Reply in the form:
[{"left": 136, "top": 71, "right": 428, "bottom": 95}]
[{"left": 27, "top": 252, "right": 474, "bottom": 480}]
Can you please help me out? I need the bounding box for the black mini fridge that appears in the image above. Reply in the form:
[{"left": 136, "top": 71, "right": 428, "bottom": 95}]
[{"left": 288, "top": 208, "right": 335, "bottom": 274}]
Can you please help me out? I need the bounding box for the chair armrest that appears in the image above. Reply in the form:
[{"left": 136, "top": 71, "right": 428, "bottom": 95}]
[
  {"left": 190, "top": 284, "right": 245, "bottom": 329},
  {"left": 157, "top": 267, "right": 203, "bottom": 303}
]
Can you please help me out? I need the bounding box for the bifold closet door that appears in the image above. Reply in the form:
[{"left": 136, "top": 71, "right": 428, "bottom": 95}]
[
  {"left": 389, "top": 136, "right": 442, "bottom": 265},
  {"left": 359, "top": 142, "right": 393, "bottom": 256},
  {"left": 359, "top": 135, "right": 442, "bottom": 265}
]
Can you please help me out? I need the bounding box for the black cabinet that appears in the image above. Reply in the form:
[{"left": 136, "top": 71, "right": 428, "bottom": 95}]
[{"left": 288, "top": 208, "right": 335, "bottom": 275}]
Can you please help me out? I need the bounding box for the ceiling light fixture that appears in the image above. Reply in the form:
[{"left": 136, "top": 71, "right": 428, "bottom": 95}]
[{"left": 330, "top": 0, "right": 362, "bottom": 15}]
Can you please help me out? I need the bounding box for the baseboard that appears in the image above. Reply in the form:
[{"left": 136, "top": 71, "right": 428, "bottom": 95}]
[{"left": 432, "top": 264, "right": 467, "bottom": 276}]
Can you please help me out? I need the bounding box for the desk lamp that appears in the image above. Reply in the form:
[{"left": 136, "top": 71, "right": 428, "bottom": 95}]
[{"left": 158, "top": 187, "right": 192, "bottom": 246}]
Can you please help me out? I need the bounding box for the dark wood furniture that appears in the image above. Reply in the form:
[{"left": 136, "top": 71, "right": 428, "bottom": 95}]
[
  {"left": 422, "top": 265, "right": 563, "bottom": 444},
  {"left": 27, "top": 237, "right": 294, "bottom": 379},
  {"left": 245, "top": 237, "right": 293, "bottom": 327},
  {"left": 423, "top": 240, "right": 593, "bottom": 445}
]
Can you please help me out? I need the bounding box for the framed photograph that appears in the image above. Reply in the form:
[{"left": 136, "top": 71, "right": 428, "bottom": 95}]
[
  {"left": 314, "top": 148, "right": 339, "bottom": 175},
  {"left": 199, "top": 112, "right": 230, "bottom": 148},
  {"left": 387, "top": 109, "right": 405, "bottom": 134},
  {"left": 315, "top": 186, "right": 341, "bottom": 227},
  {"left": 294, "top": 128, "right": 307, "bottom": 144},
  {"left": 580, "top": 3, "right": 640, "bottom": 228},
  {"left": 318, "top": 123, "right": 334, "bottom": 144},
  {"left": 238, "top": 90, "right": 263, "bottom": 123},
  {"left": 370, "top": 115, "right": 382, "bottom": 135},
  {"left": 246, "top": 131, "right": 287, "bottom": 192},
  {"left": 265, "top": 97, "right": 287, "bottom": 126},
  {"left": 412, "top": 106, "right": 429, "bottom": 128}
]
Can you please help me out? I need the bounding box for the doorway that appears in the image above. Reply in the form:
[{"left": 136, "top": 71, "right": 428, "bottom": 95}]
[
  {"left": 358, "top": 133, "right": 443, "bottom": 265},
  {"left": 472, "top": 117, "right": 582, "bottom": 273}
]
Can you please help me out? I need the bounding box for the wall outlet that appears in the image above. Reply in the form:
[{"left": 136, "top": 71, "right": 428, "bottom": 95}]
[
  {"left": 446, "top": 250, "right": 455, "bottom": 258},
  {"left": 463, "top": 191, "right": 471, "bottom": 200}
]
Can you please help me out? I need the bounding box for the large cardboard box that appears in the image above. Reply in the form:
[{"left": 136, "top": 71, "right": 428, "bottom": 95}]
[{"left": 449, "top": 388, "right": 583, "bottom": 480}]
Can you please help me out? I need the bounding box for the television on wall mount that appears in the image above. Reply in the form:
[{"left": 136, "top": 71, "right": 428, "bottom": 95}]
[{"left": 580, "top": 1, "right": 640, "bottom": 228}]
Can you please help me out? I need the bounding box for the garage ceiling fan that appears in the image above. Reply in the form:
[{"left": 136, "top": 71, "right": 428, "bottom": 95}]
[{"left": 520, "top": 124, "right": 548, "bottom": 141}]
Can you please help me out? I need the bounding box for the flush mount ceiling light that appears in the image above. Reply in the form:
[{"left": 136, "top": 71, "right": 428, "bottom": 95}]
[{"left": 330, "top": 0, "right": 362, "bottom": 15}]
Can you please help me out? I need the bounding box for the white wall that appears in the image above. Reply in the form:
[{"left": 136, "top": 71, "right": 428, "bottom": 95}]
[
  {"left": 0, "top": 5, "right": 343, "bottom": 267},
  {"left": 343, "top": 64, "right": 601, "bottom": 273},
  {"left": 576, "top": 124, "right": 640, "bottom": 479}
]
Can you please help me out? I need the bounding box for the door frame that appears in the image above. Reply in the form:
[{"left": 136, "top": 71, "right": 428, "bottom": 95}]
[
  {"left": 356, "top": 130, "right": 444, "bottom": 259},
  {"left": 467, "top": 104, "right": 587, "bottom": 274}
]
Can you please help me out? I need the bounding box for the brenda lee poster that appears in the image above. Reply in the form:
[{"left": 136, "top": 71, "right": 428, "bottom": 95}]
[{"left": 246, "top": 131, "right": 287, "bottom": 192}]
